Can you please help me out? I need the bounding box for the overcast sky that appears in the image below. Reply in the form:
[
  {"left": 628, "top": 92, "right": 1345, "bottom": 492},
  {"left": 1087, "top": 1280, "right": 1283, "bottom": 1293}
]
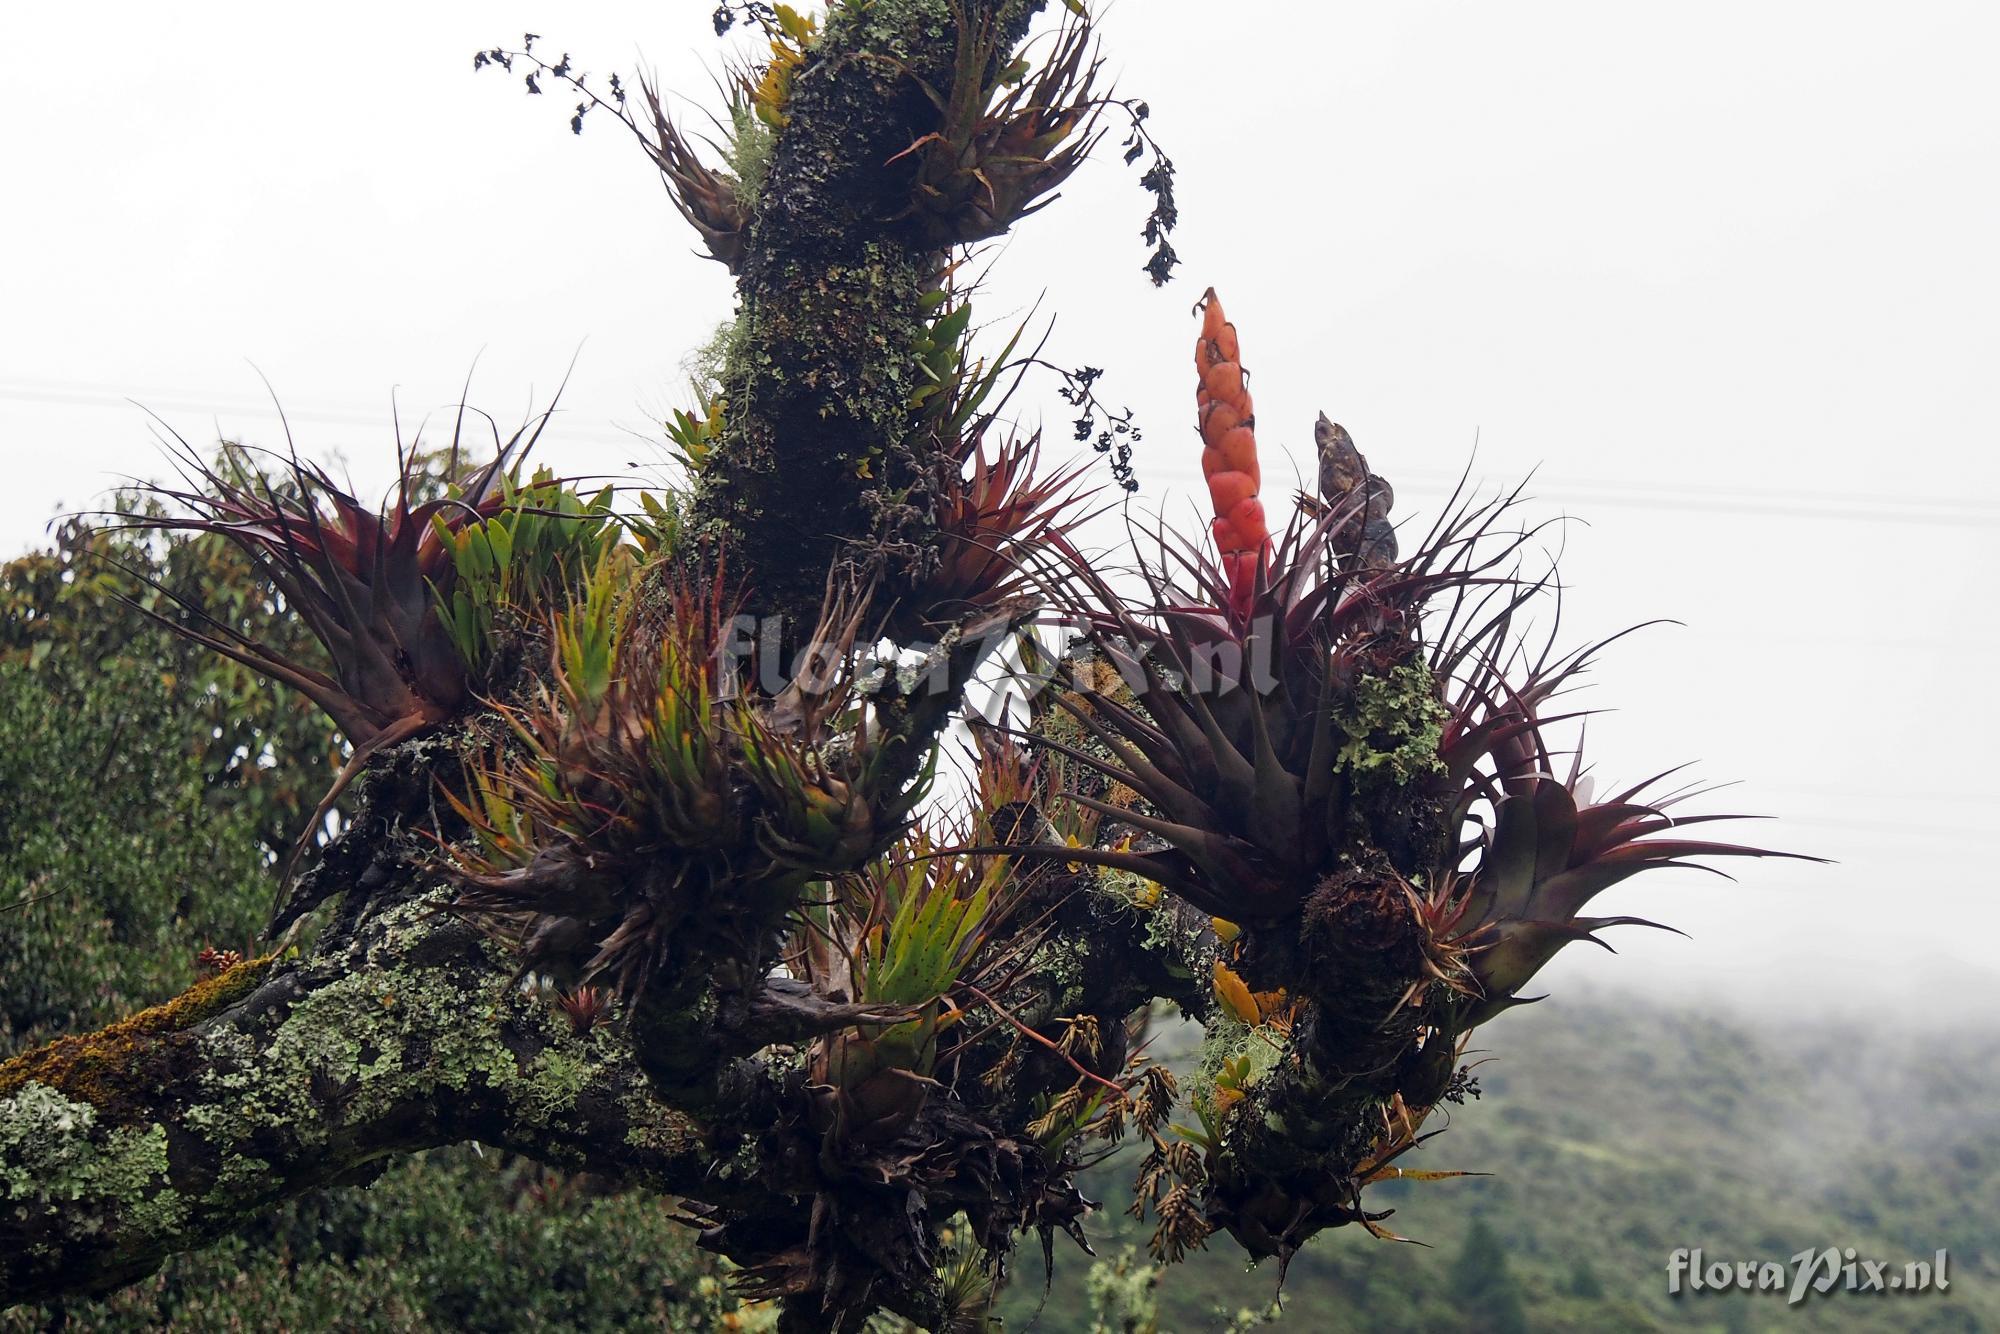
[{"left": 3, "top": 2, "right": 1996, "bottom": 1017}]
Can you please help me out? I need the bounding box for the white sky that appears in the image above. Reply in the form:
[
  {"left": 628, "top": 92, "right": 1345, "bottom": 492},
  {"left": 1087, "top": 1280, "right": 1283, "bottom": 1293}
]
[{"left": 3, "top": 1, "right": 1996, "bottom": 1015}]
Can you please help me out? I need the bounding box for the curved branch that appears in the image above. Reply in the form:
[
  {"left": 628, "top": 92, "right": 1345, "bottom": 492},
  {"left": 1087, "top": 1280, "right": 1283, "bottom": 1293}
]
[{"left": 0, "top": 891, "right": 716, "bottom": 1306}]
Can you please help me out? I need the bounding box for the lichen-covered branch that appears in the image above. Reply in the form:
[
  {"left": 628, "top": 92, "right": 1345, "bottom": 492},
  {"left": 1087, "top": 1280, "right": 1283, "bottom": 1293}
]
[
  {"left": 689, "top": 0, "right": 1046, "bottom": 632},
  {"left": 0, "top": 890, "right": 714, "bottom": 1306}
]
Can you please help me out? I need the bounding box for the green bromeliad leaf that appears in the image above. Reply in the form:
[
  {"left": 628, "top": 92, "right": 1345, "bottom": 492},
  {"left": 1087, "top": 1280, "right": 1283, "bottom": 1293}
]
[{"left": 433, "top": 467, "right": 622, "bottom": 673}]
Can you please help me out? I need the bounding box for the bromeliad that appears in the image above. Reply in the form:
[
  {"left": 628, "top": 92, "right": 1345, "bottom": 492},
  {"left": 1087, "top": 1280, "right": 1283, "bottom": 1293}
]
[
  {"left": 113, "top": 405, "right": 557, "bottom": 893},
  {"left": 445, "top": 562, "right": 932, "bottom": 1003},
  {"left": 996, "top": 288, "right": 1816, "bottom": 1263}
]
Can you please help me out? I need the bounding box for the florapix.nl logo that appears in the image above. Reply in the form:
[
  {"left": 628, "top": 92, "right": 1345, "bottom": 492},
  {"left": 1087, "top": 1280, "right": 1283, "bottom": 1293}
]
[{"left": 1669, "top": 1247, "right": 1950, "bottom": 1305}]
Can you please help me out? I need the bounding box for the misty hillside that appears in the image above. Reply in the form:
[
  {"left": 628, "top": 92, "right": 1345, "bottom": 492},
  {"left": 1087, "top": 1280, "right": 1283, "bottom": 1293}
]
[{"left": 999, "top": 991, "right": 1997, "bottom": 1333}]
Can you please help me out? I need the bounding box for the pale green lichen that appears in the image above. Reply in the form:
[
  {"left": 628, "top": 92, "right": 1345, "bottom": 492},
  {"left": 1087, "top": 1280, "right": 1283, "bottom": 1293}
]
[
  {"left": 179, "top": 895, "right": 607, "bottom": 1164},
  {"left": 711, "top": 1133, "right": 766, "bottom": 1184},
  {"left": 1, "top": 887, "right": 701, "bottom": 1283},
  {"left": 1190, "top": 1013, "right": 1284, "bottom": 1130},
  {"left": 1336, "top": 661, "right": 1449, "bottom": 785},
  {"left": 684, "top": 318, "right": 746, "bottom": 399},
  {"left": 2, "top": 1083, "right": 107, "bottom": 1203},
  {"left": 1029, "top": 934, "right": 1091, "bottom": 1020},
  {"left": 513, "top": 1046, "right": 592, "bottom": 1124},
  {"left": 204, "top": 1152, "right": 273, "bottom": 1206},
  {"left": 1138, "top": 898, "right": 1200, "bottom": 981},
  {"left": 721, "top": 105, "right": 776, "bottom": 206},
  {"left": 0, "top": 1083, "right": 180, "bottom": 1238},
  {"left": 1098, "top": 868, "right": 1161, "bottom": 912}
]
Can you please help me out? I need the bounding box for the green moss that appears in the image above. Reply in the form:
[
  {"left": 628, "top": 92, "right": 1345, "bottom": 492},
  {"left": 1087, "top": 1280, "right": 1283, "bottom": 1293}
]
[{"left": 721, "top": 105, "right": 776, "bottom": 207}]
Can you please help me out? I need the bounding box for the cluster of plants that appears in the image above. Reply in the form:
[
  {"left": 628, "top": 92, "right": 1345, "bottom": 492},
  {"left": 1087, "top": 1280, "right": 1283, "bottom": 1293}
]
[
  {"left": 983, "top": 289, "right": 1805, "bottom": 1266},
  {"left": 0, "top": 503, "right": 785, "bottom": 1332},
  {"left": 74, "top": 285, "right": 1796, "bottom": 1323},
  {"left": 75, "top": 244, "right": 1106, "bottom": 1334},
  {"left": 2, "top": 3, "right": 1811, "bottom": 1327}
]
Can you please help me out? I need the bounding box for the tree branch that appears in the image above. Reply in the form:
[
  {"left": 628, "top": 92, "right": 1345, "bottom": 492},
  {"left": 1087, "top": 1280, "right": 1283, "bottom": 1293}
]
[
  {"left": 0, "top": 890, "right": 715, "bottom": 1306},
  {"left": 689, "top": 0, "right": 1047, "bottom": 632}
]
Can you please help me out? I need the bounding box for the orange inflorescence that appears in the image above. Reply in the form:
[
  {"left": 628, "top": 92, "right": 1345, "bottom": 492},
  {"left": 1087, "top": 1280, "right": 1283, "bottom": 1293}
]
[{"left": 1194, "top": 288, "right": 1269, "bottom": 616}]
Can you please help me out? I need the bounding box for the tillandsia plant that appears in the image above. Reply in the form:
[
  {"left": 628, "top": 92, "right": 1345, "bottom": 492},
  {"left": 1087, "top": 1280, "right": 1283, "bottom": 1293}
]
[
  {"left": 444, "top": 555, "right": 933, "bottom": 1003},
  {"left": 431, "top": 467, "right": 620, "bottom": 672},
  {"left": 474, "top": 8, "right": 822, "bottom": 275},
  {"left": 3, "top": 9, "right": 1830, "bottom": 1333},
  {"left": 885, "top": 1, "right": 1106, "bottom": 245},
  {"left": 909, "top": 280, "right": 1105, "bottom": 617},
  {"left": 629, "top": 0, "right": 820, "bottom": 277},
  {"left": 917, "top": 429, "right": 1094, "bottom": 627},
  {"left": 998, "top": 288, "right": 1817, "bottom": 1265},
  {"left": 703, "top": 811, "right": 1112, "bottom": 1317},
  {"left": 110, "top": 404, "right": 564, "bottom": 887},
  {"left": 807, "top": 828, "right": 1012, "bottom": 1149}
]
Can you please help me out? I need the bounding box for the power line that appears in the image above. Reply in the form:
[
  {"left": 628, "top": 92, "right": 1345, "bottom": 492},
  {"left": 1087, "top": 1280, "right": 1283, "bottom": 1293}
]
[
  {"left": 0, "top": 381, "right": 654, "bottom": 452},
  {"left": 1135, "top": 455, "right": 2000, "bottom": 530},
  {"left": 7, "top": 380, "right": 2000, "bottom": 528}
]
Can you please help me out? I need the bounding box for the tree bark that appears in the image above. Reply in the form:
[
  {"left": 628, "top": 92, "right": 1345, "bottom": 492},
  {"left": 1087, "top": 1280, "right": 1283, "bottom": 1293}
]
[
  {"left": 0, "top": 889, "right": 716, "bottom": 1305},
  {"left": 688, "top": 0, "right": 1044, "bottom": 635}
]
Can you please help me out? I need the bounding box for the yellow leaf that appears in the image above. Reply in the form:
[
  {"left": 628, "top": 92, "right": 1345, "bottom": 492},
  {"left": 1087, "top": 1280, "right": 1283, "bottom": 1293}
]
[
  {"left": 1211, "top": 960, "right": 1259, "bottom": 1027},
  {"left": 1251, "top": 986, "right": 1290, "bottom": 1026},
  {"left": 773, "top": 3, "right": 817, "bottom": 43},
  {"left": 1210, "top": 916, "right": 1240, "bottom": 944}
]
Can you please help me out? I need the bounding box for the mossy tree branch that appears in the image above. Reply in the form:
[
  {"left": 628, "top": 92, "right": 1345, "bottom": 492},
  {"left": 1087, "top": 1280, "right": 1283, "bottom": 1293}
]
[
  {"left": 688, "top": 0, "right": 1046, "bottom": 634},
  {"left": 0, "top": 891, "right": 716, "bottom": 1306}
]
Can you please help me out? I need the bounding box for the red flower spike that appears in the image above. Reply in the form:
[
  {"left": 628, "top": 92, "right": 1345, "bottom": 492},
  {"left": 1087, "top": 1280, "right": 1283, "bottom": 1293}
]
[{"left": 1194, "top": 288, "right": 1270, "bottom": 620}]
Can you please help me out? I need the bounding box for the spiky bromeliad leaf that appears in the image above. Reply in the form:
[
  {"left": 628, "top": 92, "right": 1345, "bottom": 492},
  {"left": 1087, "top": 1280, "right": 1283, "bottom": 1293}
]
[
  {"left": 855, "top": 832, "right": 1010, "bottom": 1011},
  {"left": 805, "top": 831, "right": 1018, "bottom": 1149},
  {"left": 636, "top": 74, "right": 751, "bottom": 272},
  {"left": 118, "top": 429, "right": 524, "bottom": 743},
  {"left": 447, "top": 570, "right": 934, "bottom": 1003},
  {"left": 432, "top": 467, "right": 620, "bottom": 671},
  {"left": 1434, "top": 648, "right": 1824, "bottom": 1025},
  {"left": 1005, "top": 294, "right": 1812, "bottom": 995},
  {"left": 1013, "top": 468, "right": 1547, "bottom": 926},
  {"left": 916, "top": 429, "right": 1096, "bottom": 626},
  {"left": 888, "top": 3, "right": 1108, "bottom": 246},
  {"left": 115, "top": 403, "right": 557, "bottom": 891}
]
